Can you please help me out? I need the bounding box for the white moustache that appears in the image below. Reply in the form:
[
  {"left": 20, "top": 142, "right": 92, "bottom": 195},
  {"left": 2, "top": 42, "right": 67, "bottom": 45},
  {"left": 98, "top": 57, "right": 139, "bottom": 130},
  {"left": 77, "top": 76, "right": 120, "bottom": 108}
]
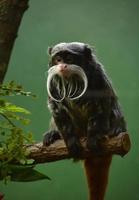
[{"left": 46, "top": 64, "right": 88, "bottom": 102}]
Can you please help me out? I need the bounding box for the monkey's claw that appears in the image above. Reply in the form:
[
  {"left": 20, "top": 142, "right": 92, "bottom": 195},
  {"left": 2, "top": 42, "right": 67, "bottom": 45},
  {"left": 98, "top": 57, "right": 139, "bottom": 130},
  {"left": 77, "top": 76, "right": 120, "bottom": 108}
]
[{"left": 43, "top": 130, "right": 61, "bottom": 146}]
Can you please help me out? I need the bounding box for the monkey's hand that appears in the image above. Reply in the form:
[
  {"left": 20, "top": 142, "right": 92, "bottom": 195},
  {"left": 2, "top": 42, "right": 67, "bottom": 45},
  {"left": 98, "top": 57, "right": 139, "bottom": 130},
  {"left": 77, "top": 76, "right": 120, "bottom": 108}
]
[
  {"left": 43, "top": 131, "right": 82, "bottom": 158},
  {"left": 43, "top": 130, "right": 61, "bottom": 146}
]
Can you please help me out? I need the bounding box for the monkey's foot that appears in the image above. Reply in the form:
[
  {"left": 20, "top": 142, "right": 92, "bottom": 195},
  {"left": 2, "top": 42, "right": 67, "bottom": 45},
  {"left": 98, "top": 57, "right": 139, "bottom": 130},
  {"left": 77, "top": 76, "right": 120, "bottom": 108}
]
[
  {"left": 43, "top": 130, "right": 61, "bottom": 146},
  {"left": 86, "top": 136, "right": 104, "bottom": 155},
  {"left": 66, "top": 136, "right": 82, "bottom": 158}
]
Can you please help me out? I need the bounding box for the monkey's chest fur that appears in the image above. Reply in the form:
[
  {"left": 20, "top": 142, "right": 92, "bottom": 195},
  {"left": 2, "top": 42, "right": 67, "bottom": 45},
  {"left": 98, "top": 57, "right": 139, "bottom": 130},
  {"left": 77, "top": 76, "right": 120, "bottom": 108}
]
[
  {"left": 52, "top": 98, "right": 102, "bottom": 137},
  {"left": 64, "top": 101, "right": 89, "bottom": 136}
]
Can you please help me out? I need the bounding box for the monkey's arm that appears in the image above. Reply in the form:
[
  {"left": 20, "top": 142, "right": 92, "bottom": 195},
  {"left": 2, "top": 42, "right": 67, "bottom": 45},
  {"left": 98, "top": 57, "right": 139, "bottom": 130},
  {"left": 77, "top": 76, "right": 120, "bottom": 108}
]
[{"left": 43, "top": 99, "right": 82, "bottom": 157}]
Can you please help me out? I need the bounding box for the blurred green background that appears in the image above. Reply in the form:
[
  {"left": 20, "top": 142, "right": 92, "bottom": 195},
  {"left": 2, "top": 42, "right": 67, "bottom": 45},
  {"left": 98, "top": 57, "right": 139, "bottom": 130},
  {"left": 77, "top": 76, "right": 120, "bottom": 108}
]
[{"left": 1, "top": 0, "right": 139, "bottom": 199}]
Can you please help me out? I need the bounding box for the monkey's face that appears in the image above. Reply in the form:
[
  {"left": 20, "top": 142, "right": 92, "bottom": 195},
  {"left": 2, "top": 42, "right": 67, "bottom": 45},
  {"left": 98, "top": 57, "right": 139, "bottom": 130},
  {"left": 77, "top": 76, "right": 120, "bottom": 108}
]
[{"left": 47, "top": 50, "right": 88, "bottom": 102}]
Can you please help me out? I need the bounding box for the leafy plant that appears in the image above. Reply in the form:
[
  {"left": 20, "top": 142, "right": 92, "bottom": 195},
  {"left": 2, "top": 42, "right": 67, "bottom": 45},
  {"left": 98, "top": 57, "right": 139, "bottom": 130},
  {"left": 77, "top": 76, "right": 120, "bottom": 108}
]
[{"left": 0, "top": 81, "right": 50, "bottom": 183}]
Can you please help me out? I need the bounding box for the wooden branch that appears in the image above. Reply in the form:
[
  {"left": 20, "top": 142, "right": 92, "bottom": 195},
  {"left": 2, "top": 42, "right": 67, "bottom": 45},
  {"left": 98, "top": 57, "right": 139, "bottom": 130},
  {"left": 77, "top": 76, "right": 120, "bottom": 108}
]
[
  {"left": 26, "top": 132, "right": 131, "bottom": 164},
  {"left": 0, "top": 0, "right": 29, "bottom": 83}
]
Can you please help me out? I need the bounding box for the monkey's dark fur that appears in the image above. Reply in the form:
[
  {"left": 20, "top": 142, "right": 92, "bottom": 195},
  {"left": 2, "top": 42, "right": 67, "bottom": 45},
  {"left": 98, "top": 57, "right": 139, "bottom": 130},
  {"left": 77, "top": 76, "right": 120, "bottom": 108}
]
[
  {"left": 43, "top": 42, "right": 127, "bottom": 200},
  {"left": 44, "top": 42, "right": 127, "bottom": 157}
]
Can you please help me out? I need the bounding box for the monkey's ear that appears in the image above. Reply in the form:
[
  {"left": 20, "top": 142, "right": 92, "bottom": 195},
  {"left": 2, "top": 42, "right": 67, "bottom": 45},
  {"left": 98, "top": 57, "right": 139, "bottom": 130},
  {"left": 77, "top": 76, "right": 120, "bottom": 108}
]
[
  {"left": 47, "top": 47, "right": 53, "bottom": 55},
  {"left": 84, "top": 44, "right": 93, "bottom": 59},
  {"left": 85, "top": 44, "right": 95, "bottom": 58}
]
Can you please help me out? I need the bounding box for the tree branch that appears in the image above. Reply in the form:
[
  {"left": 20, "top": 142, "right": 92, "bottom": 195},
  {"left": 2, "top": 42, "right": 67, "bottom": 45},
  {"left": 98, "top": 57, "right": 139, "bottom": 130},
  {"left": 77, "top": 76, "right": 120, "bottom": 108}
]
[
  {"left": 0, "top": 0, "right": 29, "bottom": 83},
  {"left": 25, "top": 132, "right": 131, "bottom": 164}
]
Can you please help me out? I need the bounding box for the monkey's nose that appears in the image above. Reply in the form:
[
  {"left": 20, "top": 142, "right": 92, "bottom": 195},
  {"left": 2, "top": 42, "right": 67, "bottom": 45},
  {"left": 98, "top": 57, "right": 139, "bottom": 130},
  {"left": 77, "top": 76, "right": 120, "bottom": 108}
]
[
  {"left": 57, "top": 64, "right": 69, "bottom": 77},
  {"left": 58, "top": 63, "right": 67, "bottom": 71}
]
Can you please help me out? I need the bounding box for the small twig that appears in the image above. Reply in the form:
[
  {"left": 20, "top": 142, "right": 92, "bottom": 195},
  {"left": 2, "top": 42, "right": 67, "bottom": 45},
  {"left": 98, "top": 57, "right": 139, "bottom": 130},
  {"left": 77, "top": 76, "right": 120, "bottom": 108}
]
[{"left": 1, "top": 113, "right": 16, "bottom": 127}]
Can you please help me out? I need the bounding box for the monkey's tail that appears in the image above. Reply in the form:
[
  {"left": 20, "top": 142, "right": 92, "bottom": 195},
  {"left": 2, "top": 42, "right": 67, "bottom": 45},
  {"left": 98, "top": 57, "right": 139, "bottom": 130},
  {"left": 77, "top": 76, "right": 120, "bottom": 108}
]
[{"left": 84, "top": 155, "right": 112, "bottom": 200}]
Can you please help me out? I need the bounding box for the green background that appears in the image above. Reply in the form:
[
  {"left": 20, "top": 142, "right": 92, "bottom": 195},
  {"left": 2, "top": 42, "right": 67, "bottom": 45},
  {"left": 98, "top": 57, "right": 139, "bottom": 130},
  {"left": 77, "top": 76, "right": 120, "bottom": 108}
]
[{"left": 1, "top": 0, "right": 139, "bottom": 199}]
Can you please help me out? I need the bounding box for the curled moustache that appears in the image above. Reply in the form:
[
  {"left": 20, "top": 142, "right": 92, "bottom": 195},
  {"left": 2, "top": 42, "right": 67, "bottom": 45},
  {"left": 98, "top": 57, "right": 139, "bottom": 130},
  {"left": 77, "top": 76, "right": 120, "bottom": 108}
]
[{"left": 46, "top": 65, "right": 88, "bottom": 102}]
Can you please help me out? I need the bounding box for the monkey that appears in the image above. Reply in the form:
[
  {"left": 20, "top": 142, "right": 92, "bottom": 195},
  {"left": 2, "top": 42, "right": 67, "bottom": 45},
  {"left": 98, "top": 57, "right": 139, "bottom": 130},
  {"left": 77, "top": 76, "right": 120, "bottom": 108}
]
[{"left": 43, "top": 42, "right": 127, "bottom": 200}]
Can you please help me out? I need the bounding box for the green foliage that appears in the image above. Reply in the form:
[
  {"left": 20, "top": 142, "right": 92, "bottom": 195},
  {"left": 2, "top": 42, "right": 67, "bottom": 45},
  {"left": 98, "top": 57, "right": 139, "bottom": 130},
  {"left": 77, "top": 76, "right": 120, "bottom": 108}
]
[
  {"left": 0, "top": 164, "right": 50, "bottom": 183},
  {"left": 0, "top": 80, "right": 36, "bottom": 97},
  {"left": 0, "top": 81, "right": 49, "bottom": 183}
]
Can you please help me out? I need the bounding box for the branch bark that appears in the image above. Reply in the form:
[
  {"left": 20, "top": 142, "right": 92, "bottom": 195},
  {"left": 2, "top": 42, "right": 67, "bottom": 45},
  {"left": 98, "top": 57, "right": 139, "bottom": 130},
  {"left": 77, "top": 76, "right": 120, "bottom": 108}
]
[
  {"left": 26, "top": 132, "right": 131, "bottom": 164},
  {"left": 0, "top": 0, "right": 29, "bottom": 84}
]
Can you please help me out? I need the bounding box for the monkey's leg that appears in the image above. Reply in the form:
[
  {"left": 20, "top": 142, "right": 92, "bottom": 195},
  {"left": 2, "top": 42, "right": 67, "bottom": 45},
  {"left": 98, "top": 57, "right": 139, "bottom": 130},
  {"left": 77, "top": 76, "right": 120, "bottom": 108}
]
[
  {"left": 87, "top": 97, "right": 111, "bottom": 153},
  {"left": 86, "top": 116, "right": 105, "bottom": 154},
  {"left": 84, "top": 155, "right": 112, "bottom": 200}
]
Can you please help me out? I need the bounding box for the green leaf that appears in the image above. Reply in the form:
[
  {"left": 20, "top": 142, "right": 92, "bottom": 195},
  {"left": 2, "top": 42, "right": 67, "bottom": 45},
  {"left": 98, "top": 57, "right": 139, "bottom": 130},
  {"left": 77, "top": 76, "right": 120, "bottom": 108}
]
[
  {"left": 0, "top": 81, "right": 36, "bottom": 97},
  {"left": 0, "top": 101, "right": 30, "bottom": 115},
  {"left": 4, "top": 103, "right": 30, "bottom": 114},
  {"left": 8, "top": 165, "right": 51, "bottom": 182},
  {"left": 21, "top": 118, "right": 30, "bottom": 125},
  {"left": 0, "top": 99, "right": 6, "bottom": 107},
  {"left": 26, "top": 159, "right": 35, "bottom": 165},
  {"left": 0, "top": 148, "right": 4, "bottom": 155}
]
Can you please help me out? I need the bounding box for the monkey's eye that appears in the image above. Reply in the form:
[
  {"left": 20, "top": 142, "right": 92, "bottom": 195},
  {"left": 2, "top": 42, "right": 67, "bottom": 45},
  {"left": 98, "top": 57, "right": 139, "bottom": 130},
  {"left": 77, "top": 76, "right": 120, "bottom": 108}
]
[{"left": 54, "top": 56, "right": 63, "bottom": 64}]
